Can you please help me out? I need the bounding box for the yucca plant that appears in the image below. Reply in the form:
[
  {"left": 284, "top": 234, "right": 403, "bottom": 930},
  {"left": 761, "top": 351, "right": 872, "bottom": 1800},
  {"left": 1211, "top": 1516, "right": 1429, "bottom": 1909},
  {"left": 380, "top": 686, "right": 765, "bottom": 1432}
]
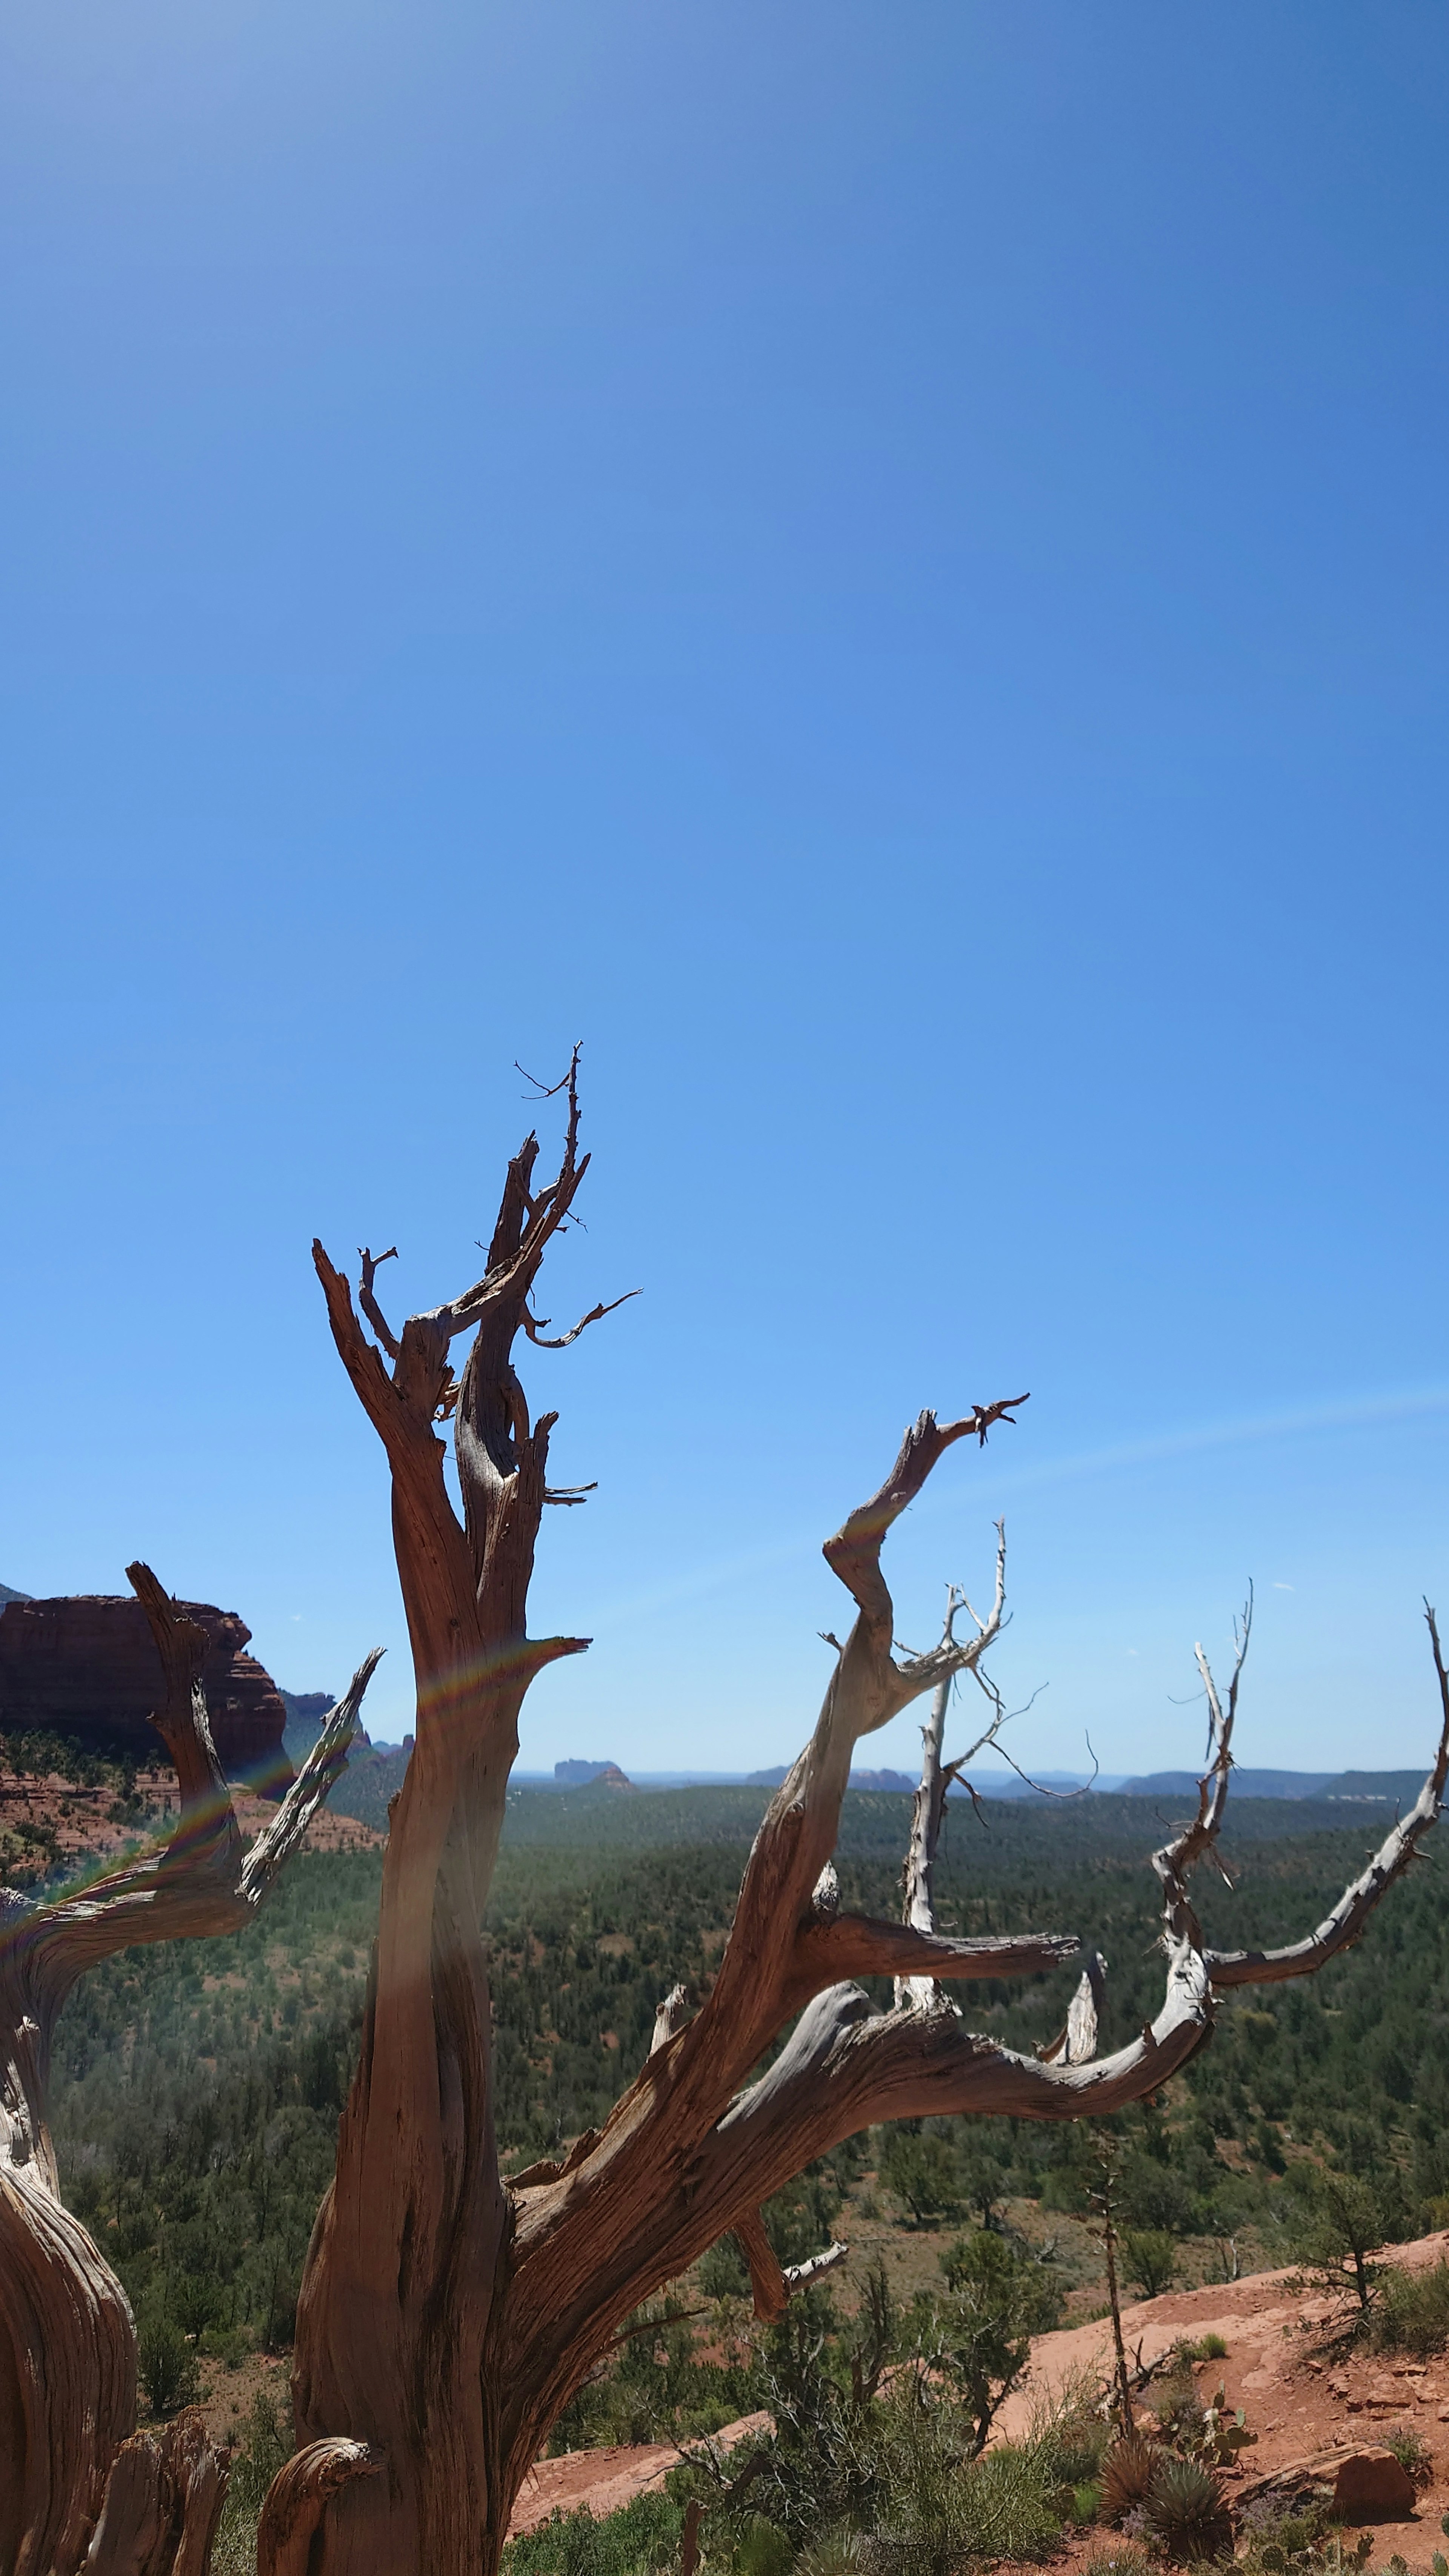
[
  {"left": 1143, "top": 2455, "right": 1233, "bottom": 2563},
  {"left": 1100, "top": 2430, "right": 1163, "bottom": 2523}
]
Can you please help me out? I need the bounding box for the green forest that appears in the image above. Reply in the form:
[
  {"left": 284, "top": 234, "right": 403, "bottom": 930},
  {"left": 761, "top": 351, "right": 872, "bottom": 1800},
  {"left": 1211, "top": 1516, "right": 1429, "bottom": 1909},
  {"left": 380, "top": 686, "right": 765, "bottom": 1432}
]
[{"left": 28, "top": 1767, "right": 1449, "bottom": 2442}]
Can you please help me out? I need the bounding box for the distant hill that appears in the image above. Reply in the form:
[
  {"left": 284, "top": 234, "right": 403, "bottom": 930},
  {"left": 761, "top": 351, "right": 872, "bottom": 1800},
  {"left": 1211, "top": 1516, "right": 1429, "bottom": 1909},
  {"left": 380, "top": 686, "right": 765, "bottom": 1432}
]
[
  {"left": 0, "top": 1583, "right": 31, "bottom": 1608},
  {"left": 554, "top": 1759, "right": 629, "bottom": 1786},
  {"left": 1118, "top": 1766, "right": 1431, "bottom": 1806}
]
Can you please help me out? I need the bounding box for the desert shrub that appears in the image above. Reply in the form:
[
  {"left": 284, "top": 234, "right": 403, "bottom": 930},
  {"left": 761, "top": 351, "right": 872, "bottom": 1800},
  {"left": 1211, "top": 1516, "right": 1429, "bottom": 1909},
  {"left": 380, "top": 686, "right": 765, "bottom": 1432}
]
[
  {"left": 1384, "top": 2423, "right": 1432, "bottom": 2482},
  {"left": 1081, "top": 2545, "right": 1154, "bottom": 2576},
  {"left": 1181, "top": 2333, "right": 1228, "bottom": 2362},
  {"left": 1031, "top": 2375, "right": 1112, "bottom": 2488},
  {"left": 928, "top": 2227, "right": 1063, "bottom": 2450},
  {"left": 1100, "top": 2430, "right": 1163, "bottom": 2522},
  {"left": 136, "top": 2311, "right": 197, "bottom": 2416},
  {"left": 732, "top": 2517, "right": 794, "bottom": 2576},
  {"left": 1282, "top": 2167, "right": 1389, "bottom": 2310},
  {"left": 1148, "top": 2350, "right": 1205, "bottom": 2446},
  {"left": 877, "top": 2127, "right": 961, "bottom": 2227},
  {"left": 502, "top": 2491, "right": 685, "bottom": 2576},
  {"left": 1123, "top": 2228, "right": 1178, "bottom": 2299},
  {"left": 1142, "top": 2456, "right": 1232, "bottom": 2562},
  {"left": 1374, "top": 2262, "right": 1449, "bottom": 2355}
]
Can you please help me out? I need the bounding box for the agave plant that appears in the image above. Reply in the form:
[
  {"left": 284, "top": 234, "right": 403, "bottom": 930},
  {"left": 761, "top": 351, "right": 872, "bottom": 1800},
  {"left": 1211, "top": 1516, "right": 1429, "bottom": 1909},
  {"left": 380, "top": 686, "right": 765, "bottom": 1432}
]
[
  {"left": 1143, "top": 2455, "right": 1233, "bottom": 2563},
  {"left": 1100, "top": 2429, "right": 1163, "bottom": 2524}
]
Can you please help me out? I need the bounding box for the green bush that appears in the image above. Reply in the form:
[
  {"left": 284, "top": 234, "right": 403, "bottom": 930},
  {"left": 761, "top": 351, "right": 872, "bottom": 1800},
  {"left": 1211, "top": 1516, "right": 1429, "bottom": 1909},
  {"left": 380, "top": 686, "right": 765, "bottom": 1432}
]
[
  {"left": 877, "top": 2128, "right": 960, "bottom": 2227},
  {"left": 1283, "top": 2167, "right": 1389, "bottom": 2310},
  {"left": 929, "top": 2228, "right": 1063, "bottom": 2452},
  {"left": 1374, "top": 2262, "right": 1449, "bottom": 2355},
  {"left": 137, "top": 2312, "right": 197, "bottom": 2416},
  {"left": 1122, "top": 2228, "right": 1177, "bottom": 2299},
  {"left": 503, "top": 2491, "right": 685, "bottom": 2576}
]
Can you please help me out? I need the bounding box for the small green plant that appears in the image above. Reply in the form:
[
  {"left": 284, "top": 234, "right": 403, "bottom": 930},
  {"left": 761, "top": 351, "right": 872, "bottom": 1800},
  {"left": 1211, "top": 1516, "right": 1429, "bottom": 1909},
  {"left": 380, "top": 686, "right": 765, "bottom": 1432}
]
[
  {"left": 1081, "top": 2544, "right": 1154, "bottom": 2576},
  {"left": 1384, "top": 2423, "right": 1432, "bottom": 2483},
  {"left": 1143, "top": 2456, "right": 1232, "bottom": 2563},
  {"left": 1186, "top": 2383, "right": 1257, "bottom": 2468},
  {"left": 1181, "top": 2333, "right": 1228, "bottom": 2362}
]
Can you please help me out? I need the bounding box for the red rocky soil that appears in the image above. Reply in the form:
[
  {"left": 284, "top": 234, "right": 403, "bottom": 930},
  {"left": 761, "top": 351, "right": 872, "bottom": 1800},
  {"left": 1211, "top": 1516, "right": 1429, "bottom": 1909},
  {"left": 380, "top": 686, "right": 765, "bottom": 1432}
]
[{"left": 0, "top": 1765, "right": 384, "bottom": 1876}]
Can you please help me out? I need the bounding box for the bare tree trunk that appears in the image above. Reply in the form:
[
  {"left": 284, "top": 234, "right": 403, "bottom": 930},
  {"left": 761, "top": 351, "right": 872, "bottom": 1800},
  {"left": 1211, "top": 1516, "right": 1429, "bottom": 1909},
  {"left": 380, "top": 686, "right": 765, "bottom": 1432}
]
[
  {"left": 0, "top": 1568, "right": 376, "bottom": 2576},
  {"left": 284, "top": 1067, "right": 1449, "bottom": 2576}
]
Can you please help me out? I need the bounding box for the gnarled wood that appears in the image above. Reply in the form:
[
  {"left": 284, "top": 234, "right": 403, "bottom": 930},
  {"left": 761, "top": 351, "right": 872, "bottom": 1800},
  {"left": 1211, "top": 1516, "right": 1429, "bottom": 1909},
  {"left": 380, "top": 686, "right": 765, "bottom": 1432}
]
[
  {"left": 282, "top": 1070, "right": 1449, "bottom": 2576},
  {"left": 0, "top": 1572, "right": 375, "bottom": 2576}
]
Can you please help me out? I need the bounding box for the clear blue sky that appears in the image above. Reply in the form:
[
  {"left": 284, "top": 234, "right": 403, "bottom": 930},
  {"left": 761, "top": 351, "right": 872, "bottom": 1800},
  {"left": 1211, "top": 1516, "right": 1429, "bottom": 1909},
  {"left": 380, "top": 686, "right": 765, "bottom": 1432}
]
[{"left": 3, "top": 3, "right": 1446, "bottom": 1781}]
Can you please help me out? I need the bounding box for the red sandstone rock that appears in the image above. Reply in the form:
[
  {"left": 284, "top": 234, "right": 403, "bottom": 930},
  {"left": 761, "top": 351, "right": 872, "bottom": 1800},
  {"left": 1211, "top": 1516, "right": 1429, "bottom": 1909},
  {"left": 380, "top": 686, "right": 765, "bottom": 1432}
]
[
  {"left": 0, "top": 1594, "right": 293, "bottom": 1787},
  {"left": 1240, "top": 2445, "right": 1417, "bottom": 2522}
]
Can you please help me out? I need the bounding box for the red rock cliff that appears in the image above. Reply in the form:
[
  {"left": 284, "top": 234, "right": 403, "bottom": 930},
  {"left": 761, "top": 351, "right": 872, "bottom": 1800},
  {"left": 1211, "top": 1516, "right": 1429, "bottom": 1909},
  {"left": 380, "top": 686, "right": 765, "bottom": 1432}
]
[{"left": 0, "top": 1595, "right": 294, "bottom": 1787}]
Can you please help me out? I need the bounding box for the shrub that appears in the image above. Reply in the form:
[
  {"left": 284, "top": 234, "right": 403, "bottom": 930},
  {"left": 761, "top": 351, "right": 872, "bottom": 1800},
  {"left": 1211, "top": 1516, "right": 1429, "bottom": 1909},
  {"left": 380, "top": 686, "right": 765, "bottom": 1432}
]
[
  {"left": 1283, "top": 2167, "right": 1388, "bottom": 2310},
  {"left": 136, "top": 2313, "right": 197, "bottom": 2417},
  {"left": 733, "top": 2518, "right": 793, "bottom": 2576},
  {"left": 1081, "top": 2545, "right": 1154, "bottom": 2576},
  {"left": 1123, "top": 2228, "right": 1178, "bottom": 2299},
  {"left": 1384, "top": 2423, "right": 1432, "bottom": 2483},
  {"left": 502, "top": 2491, "right": 685, "bottom": 2576},
  {"left": 1374, "top": 2262, "right": 1449, "bottom": 2356},
  {"left": 877, "top": 2128, "right": 961, "bottom": 2227},
  {"left": 928, "top": 2227, "right": 1063, "bottom": 2450},
  {"left": 1181, "top": 2333, "right": 1228, "bottom": 2362},
  {"left": 1032, "top": 2375, "right": 1112, "bottom": 2488},
  {"left": 1143, "top": 2456, "right": 1232, "bottom": 2563},
  {"left": 1100, "top": 2430, "right": 1162, "bottom": 2523}
]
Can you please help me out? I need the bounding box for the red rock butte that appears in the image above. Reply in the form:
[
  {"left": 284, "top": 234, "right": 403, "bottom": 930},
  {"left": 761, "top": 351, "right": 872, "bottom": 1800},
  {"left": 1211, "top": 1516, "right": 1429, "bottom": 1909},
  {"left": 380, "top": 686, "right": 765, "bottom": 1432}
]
[{"left": 0, "top": 1593, "right": 293, "bottom": 1789}]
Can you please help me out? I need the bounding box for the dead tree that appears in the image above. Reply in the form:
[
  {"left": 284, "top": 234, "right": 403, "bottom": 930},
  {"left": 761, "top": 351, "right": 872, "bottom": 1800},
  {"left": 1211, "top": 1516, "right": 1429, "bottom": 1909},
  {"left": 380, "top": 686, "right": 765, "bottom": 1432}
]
[
  {"left": 0, "top": 1566, "right": 377, "bottom": 2576},
  {"left": 278, "top": 1061, "right": 1449, "bottom": 2576}
]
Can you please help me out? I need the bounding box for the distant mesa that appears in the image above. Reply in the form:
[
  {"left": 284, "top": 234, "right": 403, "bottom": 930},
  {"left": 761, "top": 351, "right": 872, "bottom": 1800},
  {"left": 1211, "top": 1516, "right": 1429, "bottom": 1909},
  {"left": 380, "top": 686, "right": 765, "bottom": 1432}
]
[
  {"left": 0, "top": 1582, "right": 31, "bottom": 1607},
  {"left": 0, "top": 1591, "right": 293, "bottom": 1791},
  {"left": 555, "top": 1759, "right": 632, "bottom": 1790}
]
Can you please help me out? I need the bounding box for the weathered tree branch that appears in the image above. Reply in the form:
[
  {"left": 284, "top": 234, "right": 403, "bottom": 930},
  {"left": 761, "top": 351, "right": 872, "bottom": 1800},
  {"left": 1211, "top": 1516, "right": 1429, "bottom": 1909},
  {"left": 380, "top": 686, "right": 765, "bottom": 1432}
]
[{"left": 280, "top": 1073, "right": 1448, "bottom": 2576}]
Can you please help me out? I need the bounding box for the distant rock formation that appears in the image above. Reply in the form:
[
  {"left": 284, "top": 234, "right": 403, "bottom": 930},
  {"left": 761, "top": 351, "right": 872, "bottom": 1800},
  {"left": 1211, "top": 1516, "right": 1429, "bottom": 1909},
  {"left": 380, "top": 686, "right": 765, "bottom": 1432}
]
[
  {"left": 0, "top": 1583, "right": 31, "bottom": 1607},
  {"left": 0, "top": 1593, "right": 292, "bottom": 1787},
  {"left": 554, "top": 1758, "right": 631, "bottom": 1787}
]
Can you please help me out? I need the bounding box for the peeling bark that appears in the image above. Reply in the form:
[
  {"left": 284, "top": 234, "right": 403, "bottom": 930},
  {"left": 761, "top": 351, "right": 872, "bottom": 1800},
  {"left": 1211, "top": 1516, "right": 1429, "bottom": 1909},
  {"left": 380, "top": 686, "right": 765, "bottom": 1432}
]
[
  {"left": 0, "top": 1572, "right": 376, "bottom": 2576},
  {"left": 283, "top": 1066, "right": 1449, "bottom": 2576}
]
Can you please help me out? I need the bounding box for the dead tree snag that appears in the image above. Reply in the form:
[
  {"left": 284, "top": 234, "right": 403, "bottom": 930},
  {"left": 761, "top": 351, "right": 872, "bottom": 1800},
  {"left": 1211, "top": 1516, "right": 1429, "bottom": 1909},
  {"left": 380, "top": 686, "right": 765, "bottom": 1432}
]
[
  {"left": 0, "top": 1566, "right": 377, "bottom": 2576},
  {"left": 285, "top": 1065, "right": 1449, "bottom": 2576}
]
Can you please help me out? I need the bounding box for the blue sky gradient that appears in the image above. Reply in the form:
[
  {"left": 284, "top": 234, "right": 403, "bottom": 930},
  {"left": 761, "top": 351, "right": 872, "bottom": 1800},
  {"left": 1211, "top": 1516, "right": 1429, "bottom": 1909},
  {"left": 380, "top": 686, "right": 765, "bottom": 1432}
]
[{"left": 2, "top": 3, "right": 1446, "bottom": 1778}]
